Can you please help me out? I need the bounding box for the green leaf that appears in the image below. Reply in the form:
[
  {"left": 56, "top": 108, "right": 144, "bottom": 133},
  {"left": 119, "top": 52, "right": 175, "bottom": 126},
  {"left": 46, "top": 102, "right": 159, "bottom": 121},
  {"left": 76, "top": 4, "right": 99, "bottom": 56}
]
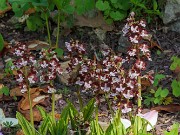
[
  {"left": 105, "top": 18, "right": 113, "bottom": 24},
  {"left": 54, "top": 48, "right": 63, "bottom": 57},
  {"left": 36, "top": 105, "right": 47, "bottom": 119},
  {"left": 152, "top": 0, "right": 158, "bottom": 10},
  {"left": 155, "top": 87, "right": 162, "bottom": 97},
  {"left": 52, "top": 0, "right": 61, "bottom": 10},
  {"left": 153, "top": 74, "right": 165, "bottom": 87},
  {"left": 171, "top": 80, "right": 180, "bottom": 97},
  {"left": 75, "top": 0, "right": 95, "bottom": 15},
  {"left": 110, "top": 11, "right": 126, "bottom": 21},
  {"left": 0, "top": 34, "right": 4, "bottom": 52},
  {"left": 0, "top": 0, "right": 8, "bottom": 11},
  {"left": 164, "top": 123, "right": 179, "bottom": 135},
  {"left": 96, "top": 0, "right": 110, "bottom": 11},
  {"left": 0, "top": 86, "right": 10, "bottom": 96},
  {"left": 160, "top": 88, "right": 169, "bottom": 97},
  {"left": 154, "top": 98, "right": 160, "bottom": 104},
  {"left": 16, "top": 112, "right": 36, "bottom": 135},
  {"left": 156, "top": 50, "right": 161, "bottom": 55},
  {"left": 170, "top": 63, "right": 177, "bottom": 70},
  {"left": 38, "top": 116, "right": 50, "bottom": 135},
  {"left": 63, "top": 5, "right": 75, "bottom": 14},
  {"left": 82, "top": 98, "right": 95, "bottom": 121},
  {"left": 110, "top": 0, "right": 117, "bottom": 4}
]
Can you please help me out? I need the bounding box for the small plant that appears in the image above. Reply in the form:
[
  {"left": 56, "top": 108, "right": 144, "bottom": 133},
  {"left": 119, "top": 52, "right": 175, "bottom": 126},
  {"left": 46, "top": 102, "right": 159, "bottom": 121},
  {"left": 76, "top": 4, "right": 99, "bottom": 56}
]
[
  {"left": 143, "top": 74, "right": 172, "bottom": 106},
  {"left": 96, "top": 0, "right": 131, "bottom": 24},
  {"left": 144, "top": 55, "right": 180, "bottom": 106},
  {"left": 0, "top": 86, "right": 10, "bottom": 96},
  {"left": 164, "top": 122, "right": 180, "bottom": 135},
  {"left": 170, "top": 56, "right": 180, "bottom": 71},
  {"left": 130, "top": 0, "right": 161, "bottom": 23},
  {"left": 0, "top": 33, "right": 4, "bottom": 52}
]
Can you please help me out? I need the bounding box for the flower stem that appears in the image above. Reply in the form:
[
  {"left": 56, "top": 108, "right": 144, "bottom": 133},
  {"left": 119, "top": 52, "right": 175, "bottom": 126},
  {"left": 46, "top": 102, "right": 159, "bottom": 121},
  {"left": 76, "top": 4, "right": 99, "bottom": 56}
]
[
  {"left": 55, "top": 11, "right": 60, "bottom": 48},
  {"left": 24, "top": 67, "right": 34, "bottom": 131},
  {"left": 137, "top": 75, "right": 142, "bottom": 132},
  {"left": 105, "top": 93, "right": 114, "bottom": 117},
  {"left": 45, "top": 14, "right": 51, "bottom": 47},
  {"left": 52, "top": 92, "right": 55, "bottom": 124},
  {"left": 28, "top": 87, "right": 34, "bottom": 128},
  {"left": 77, "top": 89, "right": 83, "bottom": 111}
]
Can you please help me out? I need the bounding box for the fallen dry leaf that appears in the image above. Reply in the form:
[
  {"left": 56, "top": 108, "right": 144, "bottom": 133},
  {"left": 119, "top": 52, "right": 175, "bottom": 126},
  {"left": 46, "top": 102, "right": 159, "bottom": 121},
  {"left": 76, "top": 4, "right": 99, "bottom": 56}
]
[
  {"left": 73, "top": 12, "right": 114, "bottom": 32},
  {"left": 152, "top": 104, "right": 180, "bottom": 113},
  {"left": 27, "top": 40, "right": 49, "bottom": 51},
  {"left": 18, "top": 99, "right": 43, "bottom": 122},
  {"left": 24, "top": 8, "right": 36, "bottom": 15},
  {"left": 16, "top": 130, "right": 24, "bottom": 135},
  {"left": 57, "top": 60, "right": 80, "bottom": 85},
  {"left": 10, "top": 87, "right": 47, "bottom": 97},
  {"left": 20, "top": 92, "right": 48, "bottom": 110},
  {"left": 150, "top": 40, "right": 163, "bottom": 51},
  {"left": 0, "top": 84, "right": 4, "bottom": 99}
]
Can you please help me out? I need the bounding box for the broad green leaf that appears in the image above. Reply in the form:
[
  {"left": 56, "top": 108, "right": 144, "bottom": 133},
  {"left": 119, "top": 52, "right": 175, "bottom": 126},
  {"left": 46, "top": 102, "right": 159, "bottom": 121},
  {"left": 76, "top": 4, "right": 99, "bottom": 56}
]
[
  {"left": 0, "top": 0, "right": 8, "bottom": 11},
  {"left": 96, "top": 0, "right": 110, "bottom": 11},
  {"left": 0, "top": 34, "right": 4, "bottom": 52},
  {"left": 16, "top": 112, "right": 36, "bottom": 135},
  {"left": 155, "top": 87, "right": 162, "bottom": 97},
  {"left": 82, "top": 98, "right": 95, "bottom": 121},
  {"left": 105, "top": 18, "right": 113, "bottom": 24},
  {"left": 54, "top": 48, "right": 63, "bottom": 57},
  {"left": 38, "top": 116, "right": 50, "bottom": 135},
  {"left": 154, "top": 98, "right": 160, "bottom": 104},
  {"left": 171, "top": 80, "right": 180, "bottom": 97},
  {"left": 153, "top": 74, "right": 165, "bottom": 87},
  {"left": 36, "top": 106, "right": 47, "bottom": 119},
  {"left": 170, "top": 63, "right": 177, "bottom": 70},
  {"left": 164, "top": 123, "right": 179, "bottom": 135},
  {"left": 110, "top": 11, "right": 125, "bottom": 21},
  {"left": 110, "top": 0, "right": 117, "bottom": 4},
  {"left": 152, "top": 0, "right": 158, "bottom": 10},
  {"left": 160, "top": 88, "right": 169, "bottom": 97},
  {"left": 52, "top": 0, "right": 61, "bottom": 10},
  {"left": 63, "top": 5, "right": 75, "bottom": 14},
  {"left": 90, "top": 120, "right": 104, "bottom": 135},
  {"left": 0, "top": 86, "right": 10, "bottom": 96}
]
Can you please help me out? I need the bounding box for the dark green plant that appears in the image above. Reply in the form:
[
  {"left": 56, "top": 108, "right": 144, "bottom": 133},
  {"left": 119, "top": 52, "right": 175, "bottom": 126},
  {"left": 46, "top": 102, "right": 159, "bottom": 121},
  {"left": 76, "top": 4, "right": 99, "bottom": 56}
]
[
  {"left": 164, "top": 122, "right": 179, "bottom": 135},
  {"left": 9, "top": 0, "right": 55, "bottom": 31},
  {"left": 170, "top": 56, "right": 180, "bottom": 71},
  {"left": 96, "top": 0, "right": 131, "bottom": 24},
  {"left": 0, "top": 33, "right": 4, "bottom": 52},
  {"left": 3, "top": 121, "right": 14, "bottom": 128},
  {"left": 0, "top": 86, "right": 10, "bottom": 96},
  {"left": 0, "top": 0, "right": 8, "bottom": 11},
  {"left": 143, "top": 74, "right": 173, "bottom": 106},
  {"left": 171, "top": 79, "right": 180, "bottom": 97},
  {"left": 4, "top": 59, "right": 14, "bottom": 75},
  {"left": 130, "top": 0, "right": 161, "bottom": 23}
]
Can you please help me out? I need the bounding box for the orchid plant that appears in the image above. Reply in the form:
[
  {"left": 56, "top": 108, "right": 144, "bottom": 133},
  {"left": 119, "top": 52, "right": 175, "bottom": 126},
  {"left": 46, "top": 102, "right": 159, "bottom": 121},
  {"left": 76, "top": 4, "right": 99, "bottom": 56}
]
[
  {"left": 10, "top": 42, "right": 63, "bottom": 131},
  {"left": 65, "top": 12, "right": 157, "bottom": 134}
]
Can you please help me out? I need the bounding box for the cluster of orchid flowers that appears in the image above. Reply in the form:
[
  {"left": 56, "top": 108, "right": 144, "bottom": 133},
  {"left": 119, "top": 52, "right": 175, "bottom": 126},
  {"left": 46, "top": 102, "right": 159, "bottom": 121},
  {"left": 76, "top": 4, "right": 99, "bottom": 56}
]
[
  {"left": 65, "top": 12, "right": 154, "bottom": 114},
  {"left": 11, "top": 42, "right": 63, "bottom": 94}
]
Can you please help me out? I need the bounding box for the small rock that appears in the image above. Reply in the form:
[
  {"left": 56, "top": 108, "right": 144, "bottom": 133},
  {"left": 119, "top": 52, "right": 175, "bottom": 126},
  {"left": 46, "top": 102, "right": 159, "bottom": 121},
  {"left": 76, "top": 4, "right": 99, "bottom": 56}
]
[
  {"left": 118, "top": 34, "right": 131, "bottom": 53},
  {"left": 7, "top": 16, "right": 19, "bottom": 24}
]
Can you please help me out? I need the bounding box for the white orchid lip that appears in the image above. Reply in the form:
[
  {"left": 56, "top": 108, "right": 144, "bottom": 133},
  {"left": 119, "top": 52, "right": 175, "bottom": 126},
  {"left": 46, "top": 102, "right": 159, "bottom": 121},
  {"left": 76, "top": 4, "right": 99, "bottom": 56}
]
[{"left": 137, "top": 110, "right": 158, "bottom": 131}]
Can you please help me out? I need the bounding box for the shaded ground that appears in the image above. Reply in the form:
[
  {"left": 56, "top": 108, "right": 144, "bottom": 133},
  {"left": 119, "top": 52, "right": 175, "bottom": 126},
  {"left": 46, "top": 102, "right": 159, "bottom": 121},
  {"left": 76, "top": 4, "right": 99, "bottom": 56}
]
[{"left": 0, "top": 12, "right": 180, "bottom": 135}]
